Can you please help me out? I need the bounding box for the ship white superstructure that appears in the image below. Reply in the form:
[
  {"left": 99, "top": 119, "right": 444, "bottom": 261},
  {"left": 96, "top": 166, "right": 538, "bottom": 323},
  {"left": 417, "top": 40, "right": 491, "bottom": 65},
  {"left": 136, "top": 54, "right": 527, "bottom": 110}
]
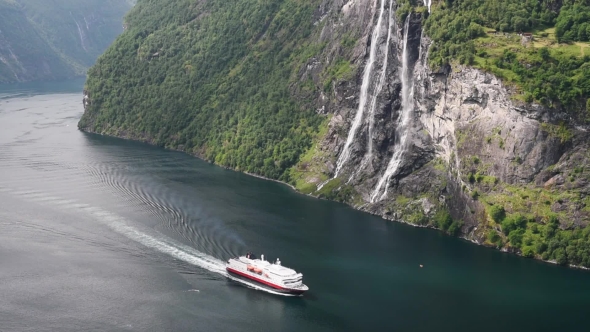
[{"left": 226, "top": 253, "right": 308, "bottom": 295}]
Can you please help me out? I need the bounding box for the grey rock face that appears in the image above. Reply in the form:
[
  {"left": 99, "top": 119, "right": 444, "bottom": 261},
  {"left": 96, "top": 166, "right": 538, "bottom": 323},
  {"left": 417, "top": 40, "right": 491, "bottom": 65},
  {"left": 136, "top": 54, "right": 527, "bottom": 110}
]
[{"left": 302, "top": 0, "right": 589, "bottom": 236}]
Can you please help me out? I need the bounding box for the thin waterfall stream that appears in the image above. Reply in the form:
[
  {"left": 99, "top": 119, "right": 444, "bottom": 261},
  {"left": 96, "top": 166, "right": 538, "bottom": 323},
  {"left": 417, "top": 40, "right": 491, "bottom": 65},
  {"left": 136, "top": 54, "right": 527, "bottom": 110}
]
[
  {"left": 332, "top": 0, "right": 386, "bottom": 179},
  {"left": 423, "top": 0, "right": 431, "bottom": 13},
  {"left": 366, "top": 0, "right": 394, "bottom": 161},
  {"left": 371, "top": 14, "right": 414, "bottom": 202},
  {"left": 347, "top": 0, "right": 395, "bottom": 184}
]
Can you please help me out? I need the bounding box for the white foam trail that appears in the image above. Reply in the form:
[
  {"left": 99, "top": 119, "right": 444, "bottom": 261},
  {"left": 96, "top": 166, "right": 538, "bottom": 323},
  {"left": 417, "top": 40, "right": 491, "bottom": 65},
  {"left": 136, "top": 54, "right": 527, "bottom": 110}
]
[
  {"left": 50, "top": 202, "right": 229, "bottom": 275},
  {"left": 21, "top": 193, "right": 48, "bottom": 200},
  {"left": 13, "top": 190, "right": 42, "bottom": 196},
  {"left": 5, "top": 187, "right": 296, "bottom": 295},
  {"left": 367, "top": 0, "right": 395, "bottom": 161},
  {"left": 108, "top": 218, "right": 227, "bottom": 275},
  {"left": 334, "top": 0, "right": 386, "bottom": 178},
  {"left": 53, "top": 199, "right": 79, "bottom": 206},
  {"left": 72, "top": 203, "right": 91, "bottom": 209},
  {"left": 36, "top": 196, "right": 63, "bottom": 202},
  {"left": 371, "top": 14, "right": 414, "bottom": 202},
  {"left": 5, "top": 185, "right": 228, "bottom": 276},
  {"left": 83, "top": 205, "right": 297, "bottom": 295}
]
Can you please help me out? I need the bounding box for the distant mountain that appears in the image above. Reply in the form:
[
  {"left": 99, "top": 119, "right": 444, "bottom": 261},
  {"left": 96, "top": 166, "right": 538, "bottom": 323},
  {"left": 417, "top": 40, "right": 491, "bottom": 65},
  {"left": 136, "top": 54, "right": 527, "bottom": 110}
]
[{"left": 0, "top": 0, "right": 132, "bottom": 83}]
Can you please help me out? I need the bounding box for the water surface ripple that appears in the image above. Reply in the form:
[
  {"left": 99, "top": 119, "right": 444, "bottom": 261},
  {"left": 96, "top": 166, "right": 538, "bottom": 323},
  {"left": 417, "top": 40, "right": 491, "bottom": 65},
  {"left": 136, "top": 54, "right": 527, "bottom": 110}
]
[{"left": 1, "top": 80, "right": 589, "bottom": 332}]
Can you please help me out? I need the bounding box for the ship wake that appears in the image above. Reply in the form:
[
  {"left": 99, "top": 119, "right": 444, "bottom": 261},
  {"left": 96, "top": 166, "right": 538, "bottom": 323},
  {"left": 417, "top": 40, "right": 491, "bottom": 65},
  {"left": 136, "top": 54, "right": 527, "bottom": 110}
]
[{"left": 1, "top": 186, "right": 296, "bottom": 296}]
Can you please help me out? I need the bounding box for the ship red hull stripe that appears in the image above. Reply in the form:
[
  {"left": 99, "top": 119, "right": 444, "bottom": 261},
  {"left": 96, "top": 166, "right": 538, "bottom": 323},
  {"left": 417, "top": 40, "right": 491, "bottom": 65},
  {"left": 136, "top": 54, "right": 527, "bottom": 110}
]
[{"left": 227, "top": 267, "right": 303, "bottom": 293}]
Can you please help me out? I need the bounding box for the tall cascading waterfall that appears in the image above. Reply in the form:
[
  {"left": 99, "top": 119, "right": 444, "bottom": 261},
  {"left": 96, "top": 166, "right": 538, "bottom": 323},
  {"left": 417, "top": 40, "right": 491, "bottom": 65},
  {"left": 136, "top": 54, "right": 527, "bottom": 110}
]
[
  {"left": 423, "top": 0, "right": 432, "bottom": 13},
  {"left": 347, "top": 0, "right": 395, "bottom": 185},
  {"left": 370, "top": 13, "right": 414, "bottom": 202},
  {"left": 366, "top": 0, "right": 394, "bottom": 161},
  {"left": 332, "top": 0, "right": 387, "bottom": 179}
]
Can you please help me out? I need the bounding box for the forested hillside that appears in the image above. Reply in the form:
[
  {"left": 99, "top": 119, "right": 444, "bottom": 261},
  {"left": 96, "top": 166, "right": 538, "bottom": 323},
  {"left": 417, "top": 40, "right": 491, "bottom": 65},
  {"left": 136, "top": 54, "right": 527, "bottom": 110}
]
[
  {"left": 80, "top": 0, "right": 326, "bottom": 181},
  {"left": 81, "top": 0, "right": 590, "bottom": 181},
  {"left": 0, "top": 0, "right": 131, "bottom": 83}
]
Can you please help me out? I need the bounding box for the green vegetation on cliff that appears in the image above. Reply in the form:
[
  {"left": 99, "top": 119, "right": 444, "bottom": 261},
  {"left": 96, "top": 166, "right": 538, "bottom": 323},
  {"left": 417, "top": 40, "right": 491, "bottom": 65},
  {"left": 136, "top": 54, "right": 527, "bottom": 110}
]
[
  {"left": 80, "top": 0, "right": 325, "bottom": 181},
  {"left": 483, "top": 199, "right": 590, "bottom": 267},
  {"left": 421, "top": 0, "right": 590, "bottom": 115},
  {"left": 456, "top": 135, "right": 590, "bottom": 267},
  {"left": 0, "top": 0, "right": 130, "bottom": 83}
]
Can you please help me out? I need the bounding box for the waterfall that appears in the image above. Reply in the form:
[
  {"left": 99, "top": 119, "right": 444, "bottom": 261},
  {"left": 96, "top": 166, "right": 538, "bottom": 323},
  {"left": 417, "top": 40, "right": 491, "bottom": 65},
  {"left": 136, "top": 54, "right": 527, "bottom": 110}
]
[
  {"left": 370, "top": 14, "right": 414, "bottom": 202},
  {"left": 423, "top": 0, "right": 432, "bottom": 13},
  {"left": 316, "top": 178, "right": 330, "bottom": 191},
  {"left": 333, "top": 0, "right": 386, "bottom": 178},
  {"left": 367, "top": 0, "right": 394, "bottom": 159},
  {"left": 345, "top": 0, "right": 395, "bottom": 185}
]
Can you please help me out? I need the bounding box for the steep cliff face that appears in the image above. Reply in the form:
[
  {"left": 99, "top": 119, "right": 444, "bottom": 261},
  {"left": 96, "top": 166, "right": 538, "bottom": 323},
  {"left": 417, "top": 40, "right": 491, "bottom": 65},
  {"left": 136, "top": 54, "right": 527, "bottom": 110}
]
[
  {"left": 294, "top": 0, "right": 436, "bottom": 201},
  {"left": 0, "top": 0, "right": 131, "bottom": 83},
  {"left": 81, "top": 0, "right": 590, "bottom": 266},
  {"left": 295, "top": 0, "right": 590, "bottom": 258}
]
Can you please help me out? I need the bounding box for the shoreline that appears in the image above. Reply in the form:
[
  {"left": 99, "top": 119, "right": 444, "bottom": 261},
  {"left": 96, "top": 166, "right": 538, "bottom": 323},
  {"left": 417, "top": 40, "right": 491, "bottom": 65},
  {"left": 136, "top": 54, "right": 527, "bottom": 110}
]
[
  {"left": 243, "top": 171, "right": 298, "bottom": 191},
  {"left": 362, "top": 207, "right": 590, "bottom": 271},
  {"left": 79, "top": 128, "right": 590, "bottom": 272}
]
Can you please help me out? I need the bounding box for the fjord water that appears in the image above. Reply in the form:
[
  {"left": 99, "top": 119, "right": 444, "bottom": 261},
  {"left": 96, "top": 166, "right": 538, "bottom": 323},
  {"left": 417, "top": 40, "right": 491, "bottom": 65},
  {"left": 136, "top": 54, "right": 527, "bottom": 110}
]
[{"left": 1, "top": 82, "right": 590, "bottom": 332}]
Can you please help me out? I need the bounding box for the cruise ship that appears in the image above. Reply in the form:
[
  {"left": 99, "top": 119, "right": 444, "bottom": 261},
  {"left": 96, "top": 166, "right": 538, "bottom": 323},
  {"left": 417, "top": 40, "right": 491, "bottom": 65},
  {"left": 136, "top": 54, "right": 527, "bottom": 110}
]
[{"left": 226, "top": 252, "right": 309, "bottom": 295}]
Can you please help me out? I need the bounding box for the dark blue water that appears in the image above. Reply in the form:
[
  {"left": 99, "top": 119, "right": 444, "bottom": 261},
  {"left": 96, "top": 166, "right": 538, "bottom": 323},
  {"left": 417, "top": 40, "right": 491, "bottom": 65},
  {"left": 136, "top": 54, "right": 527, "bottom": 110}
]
[{"left": 1, "top": 81, "right": 589, "bottom": 332}]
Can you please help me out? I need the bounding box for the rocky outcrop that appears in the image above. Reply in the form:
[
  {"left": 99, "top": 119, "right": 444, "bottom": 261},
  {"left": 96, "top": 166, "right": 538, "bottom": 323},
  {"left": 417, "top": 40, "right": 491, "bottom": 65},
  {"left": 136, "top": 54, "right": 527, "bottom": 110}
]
[{"left": 296, "top": 0, "right": 590, "bottom": 245}]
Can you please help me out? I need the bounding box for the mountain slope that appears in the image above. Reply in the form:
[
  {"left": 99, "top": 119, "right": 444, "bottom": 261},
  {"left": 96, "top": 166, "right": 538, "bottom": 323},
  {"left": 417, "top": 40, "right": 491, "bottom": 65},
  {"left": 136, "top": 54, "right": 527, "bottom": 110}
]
[
  {"left": 80, "top": 0, "right": 590, "bottom": 268},
  {"left": 79, "top": 0, "right": 327, "bottom": 180},
  {"left": 0, "top": 0, "right": 131, "bottom": 83}
]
